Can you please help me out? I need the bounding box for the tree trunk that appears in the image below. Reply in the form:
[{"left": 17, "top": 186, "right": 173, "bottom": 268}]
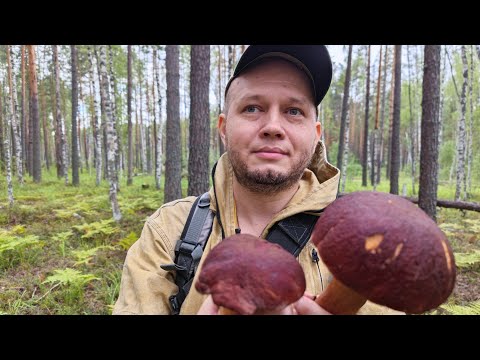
[
  {"left": 217, "top": 45, "right": 225, "bottom": 157},
  {"left": 137, "top": 54, "right": 147, "bottom": 174},
  {"left": 390, "top": 45, "right": 402, "bottom": 195},
  {"left": 6, "top": 45, "right": 24, "bottom": 184},
  {"left": 70, "top": 45, "right": 79, "bottom": 186},
  {"left": 53, "top": 45, "right": 68, "bottom": 184},
  {"left": 418, "top": 45, "right": 441, "bottom": 221},
  {"left": 188, "top": 45, "right": 211, "bottom": 196},
  {"left": 337, "top": 45, "right": 353, "bottom": 177},
  {"left": 362, "top": 45, "right": 371, "bottom": 187},
  {"left": 466, "top": 46, "right": 474, "bottom": 198},
  {"left": 340, "top": 101, "right": 351, "bottom": 193},
  {"left": 386, "top": 46, "right": 396, "bottom": 180},
  {"left": 21, "top": 46, "right": 28, "bottom": 176},
  {"left": 153, "top": 46, "right": 163, "bottom": 190},
  {"left": 164, "top": 45, "right": 182, "bottom": 203},
  {"left": 372, "top": 45, "right": 383, "bottom": 188},
  {"left": 0, "top": 84, "right": 4, "bottom": 170},
  {"left": 4, "top": 79, "right": 15, "bottom": 206},
  {"left": 376, "top": 45, "right": 388, "bottom": 185},
  {"left": 27, "top": 45, "right": 41, "bottom": 183},
  {"left": 406, "top": 45, "right": 416, "bottom": 195},
  {"left": 78, "top": 74, "right": 88, "bottom": 171},
  {"left": 108, "top": 46, "right": 121, "bottom": 179},
  {"left": 88, "top": 46, "right": 102, "bottom": 186},
  {"left": 97, "top": 45, "right": 121, "bottom": 221},
  {"left": 455, "top": 46, "right": 467, "bottom": 201},
  {"left": 127, "top": 45, "right": 133, "bottom": 186}
]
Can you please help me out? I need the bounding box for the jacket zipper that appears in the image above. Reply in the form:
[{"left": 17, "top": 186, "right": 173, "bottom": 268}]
[{"left": 311, "top": 248, "right": 324, "bottom": 291}]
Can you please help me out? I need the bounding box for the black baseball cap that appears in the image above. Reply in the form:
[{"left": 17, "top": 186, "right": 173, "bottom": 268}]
[{"left": 224, "top": 45, "right": 333, "bottom": 106}]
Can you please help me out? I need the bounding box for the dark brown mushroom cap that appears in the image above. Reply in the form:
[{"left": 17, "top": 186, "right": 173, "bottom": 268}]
[
  {"left": 195, "top": 233, "right": 306, "bottom": 315},
  {"left": 311, "top": 191, "right": 456, "bottom": 314}
]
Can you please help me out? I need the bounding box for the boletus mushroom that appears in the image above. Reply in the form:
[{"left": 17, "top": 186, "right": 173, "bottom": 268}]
[
  {"left": 195, "top": 233, "right": 306, "bottom": 315},
  {"left": 311, "top": 191, "right": 456, "bottom": 314}
]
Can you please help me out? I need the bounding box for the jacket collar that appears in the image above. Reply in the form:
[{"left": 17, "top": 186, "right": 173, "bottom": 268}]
[{"left": 209, "top": 141, "right": 340, "bottom": 238}]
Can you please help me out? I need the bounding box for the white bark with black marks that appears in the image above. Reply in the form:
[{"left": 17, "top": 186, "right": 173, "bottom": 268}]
[
  {"left": 6, "top": 46, "right": 24, "bottom": 184},
  {"left": 4, "top": 79, "right": 15, "bottom": 206},
  {"left": 87, "top": 46, "right": 102, "bottom": 186},
  {"left": 153, "top": 47, "right": 163, "bottom": 190},
  {"left": 455, "top": 46, "right": 467, "bottom": 201},
  {"left": 97, "top": 45, "right": 121, "bottom": 222}
]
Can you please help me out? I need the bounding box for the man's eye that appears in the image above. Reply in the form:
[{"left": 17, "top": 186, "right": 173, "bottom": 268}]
[
  {"left": 288, "top": 108, "right": 302, "bottom": 116},
  {"left": 245, "top": 106, "right": 258, "bottom": 113}
]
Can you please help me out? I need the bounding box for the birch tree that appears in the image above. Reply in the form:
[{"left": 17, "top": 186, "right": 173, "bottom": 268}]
[
  {"left": 153, "top": 46, "right": 163, "bottom": 190},
  {"left": 127, "top": 45, "right": 133, "bottom": 186},
  {"left": 336, "top": 45, "right": 353, "bottom": 179},
  {"left": 6, "top": 46, "right": 24, "bottom": 184},
  {"left": 87, "top": 46, "right": 102, "bottom": 186},
  {"left": 455, "top": 46, "right": 468, "bottom": 201},
  {"left": 71, "top": 45, "right": 79, "bottom": 186},
  {"left": 97, "top": 45, "right": 121, "bottom": 221},
  {"left": 4, "top": 80, "right": 15, "bottom": 206}
]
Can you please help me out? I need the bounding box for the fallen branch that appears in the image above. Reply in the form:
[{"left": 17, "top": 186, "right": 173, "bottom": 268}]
[{"left": 338, "top": 193, "right": 480, "bottom": 212}]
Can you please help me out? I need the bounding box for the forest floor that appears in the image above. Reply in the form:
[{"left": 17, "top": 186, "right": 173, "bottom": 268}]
[{"left": 0, "top": 170, "right": 479, "bottom": 315}]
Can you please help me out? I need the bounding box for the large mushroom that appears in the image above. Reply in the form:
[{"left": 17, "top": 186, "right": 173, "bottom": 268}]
[
  {"left": 311, "top": 191, "right": 456, "bottom": 314},
  {"left": 195, "top": 233, "right": 306, "bottom": 315}
]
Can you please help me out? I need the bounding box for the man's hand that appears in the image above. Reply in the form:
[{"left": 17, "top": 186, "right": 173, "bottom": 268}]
[
  {"left": 196, "top": 293, "right": 330, "bottom": 315},
  {"left": 293, "top": 293, "right": 331, "bottom": 315},
  {"left": 197, "top": 295, "right": 220, "bottom": 315}
]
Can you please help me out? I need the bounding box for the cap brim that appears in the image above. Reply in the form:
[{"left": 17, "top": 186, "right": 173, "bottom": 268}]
[{"left": 225, "top": 45, "right": 332, "bottom": 107}]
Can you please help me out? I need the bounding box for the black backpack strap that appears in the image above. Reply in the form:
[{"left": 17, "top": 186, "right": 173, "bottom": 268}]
[
  {"left": 160, "top": 192, "right": 213, "bottom": 314},
  {"left": 265, "top": 212, "right": 320, "bottom": 257}
]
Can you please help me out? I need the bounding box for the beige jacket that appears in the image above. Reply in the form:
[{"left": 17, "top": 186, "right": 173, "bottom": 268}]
[{"left": 113, "top": 141, "right": 403, "bottom": 315}]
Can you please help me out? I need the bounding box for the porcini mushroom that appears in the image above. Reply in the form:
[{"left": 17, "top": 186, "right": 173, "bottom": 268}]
[
  {"left": 311, "top": 191, "right": 456, "bottom": 314},
  {"left": 195, "top": 233, "right": 306, "bottom": 315}
]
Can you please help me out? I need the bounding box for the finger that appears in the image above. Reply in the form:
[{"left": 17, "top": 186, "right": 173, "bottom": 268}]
[
  {"left": 197, "top": 295, "right": 219, "bottom": 315},
  {"left": 294, "top": 296, "right": 331, "bottom": 315}
]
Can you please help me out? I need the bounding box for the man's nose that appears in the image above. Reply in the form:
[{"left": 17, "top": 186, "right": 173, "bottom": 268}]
[{"left": 260, "top": 110, "right": 285, "bottom": 139}]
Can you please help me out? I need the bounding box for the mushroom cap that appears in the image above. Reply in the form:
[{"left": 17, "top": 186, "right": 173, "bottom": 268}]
[
  {"left": 311, "top": 191, "right": 456, "bottom": 314},
  {"left": 195, "top": 233, "right": 306, "bottom": 314}
]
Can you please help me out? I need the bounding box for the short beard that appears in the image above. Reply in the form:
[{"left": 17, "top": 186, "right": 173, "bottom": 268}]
[{"left": 229, "top": 148, "right": 314, "bottom": 195}]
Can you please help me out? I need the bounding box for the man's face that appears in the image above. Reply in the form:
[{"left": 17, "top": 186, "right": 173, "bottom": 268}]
[{"left": 219, "top": 58, "right": 321, "bottom": 194}]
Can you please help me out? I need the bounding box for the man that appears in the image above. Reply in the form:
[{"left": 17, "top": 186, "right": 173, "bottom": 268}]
[{"left": 113, "top": 45, "right": 401, "bottom": 315}]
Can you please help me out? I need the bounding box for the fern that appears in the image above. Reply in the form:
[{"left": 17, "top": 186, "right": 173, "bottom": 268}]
[
  {"left": 0, "top": 235, "right": 41, "bottom": 254},
  {"left": 71, "top": 245, "right": 115, "bottom": 266},
  {"left": 51, "top": 231, "right": 74, "bottom": 257},
  {"left": 42, "top": 268, "right": 99, "bottom": 287},
  {"left": 72, "top": 219, "right": 119, "bottom": 240},
  {"left": 117, "top": 232, "right": 138, "bottom": 250},
  {"left": 454, "top": 250, "right": 480, "bottom": 268},
  {"left": 440, "top": 301, "right": 480, "bottom": 315}
]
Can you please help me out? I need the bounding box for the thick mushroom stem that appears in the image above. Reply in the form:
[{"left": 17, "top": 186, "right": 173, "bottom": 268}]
[{"left": 315, "top": 278, "right": 367, "bottom": 315}]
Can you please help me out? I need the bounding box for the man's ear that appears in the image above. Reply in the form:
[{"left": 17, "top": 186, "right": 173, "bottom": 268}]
[
  {"left": 218, "top": 113, "right": 227, "bottom": 146},
  {"left": 315, "top": 121, "right": 322, "bottom": 143}
]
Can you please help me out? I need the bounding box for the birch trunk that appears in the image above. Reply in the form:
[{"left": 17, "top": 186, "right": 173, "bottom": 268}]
[
  {"left": 153, "top": 46, "right": 163, "bottom": 190},
  {"left": 127, "top": 45, "right": 133, "bottom": 186},
  {"left": 340, "top": 102, "right": 351, "bottom": 193},
  {"left": 4, "top": 81, "right": 15, "bottom": 206},
  {"left": 6, "top": 46, "right": 24, "bottom": 184},
  {"left": 97, "top": 45, "right": 121, "bottom": 221},
  {"left": 390, "top": 45, "right": 402, "bottom": 195},
  {"left": 455, "top": 46, "right": 467, "bottom": 201},
  {"left": 466, "top": 46, "right": 474, "bottom": 198},
  {"left": 87, "top": 46, "right": 102, "bottom": 186}
]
